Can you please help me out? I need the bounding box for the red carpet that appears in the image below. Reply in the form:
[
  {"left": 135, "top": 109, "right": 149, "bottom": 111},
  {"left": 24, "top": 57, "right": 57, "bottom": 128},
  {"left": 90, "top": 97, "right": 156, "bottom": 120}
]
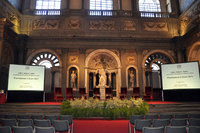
[{"left": 74, "top": 120, "right": 129, "bottom": 133}]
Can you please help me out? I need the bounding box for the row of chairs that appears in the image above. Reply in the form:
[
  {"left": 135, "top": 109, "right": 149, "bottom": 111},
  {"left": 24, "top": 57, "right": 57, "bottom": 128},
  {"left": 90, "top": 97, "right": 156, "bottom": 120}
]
[
  {"left": 129, "top": 118, "right": 200, "bottom": 133},
  {"left": 0, "top": 114, "right": 73, "bottom": 133},
  {"left": 0, "top": 114, "right": 73, "bottom": 123},
  {"left": 130, "top": 113, "right": 200, "bottom": 124},
  {"left": 0, "top": 126, "right": 59, "bottom": 133},
  {"left": 142, "top": 126, "right": 200, "bottom": 133}
]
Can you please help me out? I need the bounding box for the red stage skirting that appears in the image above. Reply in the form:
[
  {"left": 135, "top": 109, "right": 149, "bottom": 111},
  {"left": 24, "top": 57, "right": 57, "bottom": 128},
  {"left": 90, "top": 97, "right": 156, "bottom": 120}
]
[{"left": 27, "top": 101, "right": 179, "bottom": 105}]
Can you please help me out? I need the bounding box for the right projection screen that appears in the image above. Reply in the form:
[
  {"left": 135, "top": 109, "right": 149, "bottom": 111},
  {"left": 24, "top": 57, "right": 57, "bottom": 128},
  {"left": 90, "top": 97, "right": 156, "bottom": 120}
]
[{"left": 161, "top": 62, "right": 200, "bottom": 90}]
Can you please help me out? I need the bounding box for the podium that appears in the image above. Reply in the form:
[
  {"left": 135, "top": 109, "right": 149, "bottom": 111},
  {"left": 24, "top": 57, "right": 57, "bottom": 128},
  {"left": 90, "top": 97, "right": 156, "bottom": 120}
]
[{"left": 0, "top": 93, "right": 6, "bottom": 104}]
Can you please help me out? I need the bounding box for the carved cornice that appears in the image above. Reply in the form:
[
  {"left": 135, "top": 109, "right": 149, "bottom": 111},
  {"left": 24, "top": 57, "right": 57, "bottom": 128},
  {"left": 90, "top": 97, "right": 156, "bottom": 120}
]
[
  {"left": 179, "top": 1, "right": 200, "bottom": 35},
  {"left": 0, "top": 1, "right": 22, "bottom": 28}
]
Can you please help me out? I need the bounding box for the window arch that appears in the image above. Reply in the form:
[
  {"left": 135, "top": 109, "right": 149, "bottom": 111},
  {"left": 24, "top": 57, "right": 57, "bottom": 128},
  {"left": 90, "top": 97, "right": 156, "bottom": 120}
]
[
  {"left": 89, "top": 0, "right": 113, "bottom": 16},
  {"left": 35, "top": 0, "right": 61, "bottom": 15},
  {"left": 30, "top": 52, "right": 60, "bottom": 68},
  {"left": 144, "top": 52, "right": 171, "bottom": 88}
]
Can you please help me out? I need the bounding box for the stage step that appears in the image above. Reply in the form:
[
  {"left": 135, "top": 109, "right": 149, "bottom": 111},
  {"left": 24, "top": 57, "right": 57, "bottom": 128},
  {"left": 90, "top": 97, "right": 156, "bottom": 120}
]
[
  {"left": 0, "top": 103, "right": 61, "bottom": 115},
  {"left": 0, "top": 102, "right": 200, "bottom": 116},
  {"left": 148, "top": 102, "right": 200, "bottom": 114}
]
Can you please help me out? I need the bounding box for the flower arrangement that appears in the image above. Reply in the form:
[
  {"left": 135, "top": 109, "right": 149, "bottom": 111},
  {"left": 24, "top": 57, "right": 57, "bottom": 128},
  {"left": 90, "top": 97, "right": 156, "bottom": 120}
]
[{"left": 61, "top": 97, "right": 149, "bottom": 120}]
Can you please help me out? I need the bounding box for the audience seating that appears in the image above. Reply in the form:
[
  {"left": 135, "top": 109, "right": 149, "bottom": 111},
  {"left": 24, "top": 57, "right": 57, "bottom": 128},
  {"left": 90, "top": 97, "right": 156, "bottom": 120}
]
[
  {"left": 35, "top": 126, "right": 55, "bottom": 133},
  {"left": 18, "top": 119, "right": 34, "bottom": 127},
  {"left": 152, "top": 119, "right": 170, "bottom": 127},
  {"left": 143, "top": 126, "right": 164, "bottom": 133},
  {"left": 159, "top": 114, "right": 172, "bottom": 119},
  {"left": 1, "top": 119, "right": 17, "bottom": 129},
  {"left": 59, "top": 115, "right": 74, "bottom": 133},
  {"left": 13, "top": 126, "right": 33, "bottom": 133},
  {"left": 5, "top": 114, "right": 17, "bottom": 119},
  {"left": 174, "top": 114, "right": 188, "bottom": 119},
  {"left": 17, "top": 114, "right": 31, "bottom": 119},
  {"left": 54, "top": 87, "right": 64, "bottom": 102},
  {"left": 189, "top": 118, "right": 200, "bottom": 126},
  {"left": 170, "top": 118, "right": 187, "bottom": 126},
  {"left": 34, "top": 119, "right": 51, "bottom": 127},
  {"left": 165, "top": 126, "right": 186, "bottom": 133},
  {"left": 144, "top": 114, "right": 158, "bottom": 122},
  {"left": 0, "top": 126, "right": 12, "bottom": 133},
  {"left": 189, "top": 126, "right": 200, "bottom": 133},
  {"left": 53, "top": 120, "right": 71, "bottom": 133},
  {"left": 188, "top": 113, "right": 200, "bottom": 119},
  {"left": 133, "top": 119, "right": 152, "bottom": 133},
  {"left": 31, "top": 114, "right": 44, "bottom": 120},
  {"left": 45, "top": 115, "right": 58, "bottom": 124}
]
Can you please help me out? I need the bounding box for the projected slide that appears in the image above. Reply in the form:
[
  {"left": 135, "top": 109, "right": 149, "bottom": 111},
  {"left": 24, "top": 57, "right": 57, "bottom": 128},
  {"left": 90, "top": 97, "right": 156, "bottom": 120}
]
[
  {"left": 8, "top": 64, "right": 45, "bottom": 91},
  {"left": 161, "top": 62, "right": 200, "bottom": 90}
]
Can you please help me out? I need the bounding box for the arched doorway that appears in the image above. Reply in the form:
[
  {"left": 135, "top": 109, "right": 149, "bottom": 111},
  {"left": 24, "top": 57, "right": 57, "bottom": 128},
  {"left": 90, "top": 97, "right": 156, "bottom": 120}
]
[
  {"left": 188, "top": 41, "right": 200, "bottom": 64},
  {"left": 85, "top": 49, "right": 121, "bottom": 98},
  {"left": 142, "top": 50, "right": 175, "bottom": 99}
]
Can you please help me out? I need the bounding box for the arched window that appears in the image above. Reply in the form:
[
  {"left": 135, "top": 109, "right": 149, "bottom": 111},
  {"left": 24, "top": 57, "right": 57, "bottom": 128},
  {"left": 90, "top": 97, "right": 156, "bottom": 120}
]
[
  {"left": 89, "top": 0, "right": 113, "bottom": 16},
  {"left": 145, "top": 53, "right": 171, "bottom": 89},
  {"left": 35, "top": 0, "right": 61, "bottom": 15},
  {"left": 139, "top": 0, "right": 161, "bottom": 17},
  {"left": 31, "top": 52, "right": 60, "bottom": 68}
]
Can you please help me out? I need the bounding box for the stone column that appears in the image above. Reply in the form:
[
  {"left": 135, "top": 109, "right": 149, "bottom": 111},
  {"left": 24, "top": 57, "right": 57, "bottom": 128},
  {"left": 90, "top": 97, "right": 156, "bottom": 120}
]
[
  {"left": 136, "top": 49, "right": 144, "bottom": 97},
  {"left": 132, "top": 0, "right": 137, "bottom": 11},
  {"left": 0, "top": 18, "right": 7, "bottom": 66},
  {"left": 17, "top": 34, "right": 28, "bottom": 64},
  {"left": 61, "top": 49, "right": 68, "bottom": 99},
  {"left": 93, "top": 72, "right": 96, "bottom": 87}
]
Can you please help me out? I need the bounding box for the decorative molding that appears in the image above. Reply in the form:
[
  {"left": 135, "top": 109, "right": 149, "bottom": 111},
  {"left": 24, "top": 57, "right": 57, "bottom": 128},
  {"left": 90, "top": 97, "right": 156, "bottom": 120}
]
[
  {"left": 127, "top": 56, "right": 136, "bottom": 64},
  {"left": 179, "top": 2, "right": 200, "bottom": 35},
  {"left": 144, "top": 22, "right": 168, "bottom": 32},
  {"left": 33, "top": 19, "right": 59, "bottom": 30},
  {"left": 89, "top": 20, "right": 115, "bottom": 31},
  {"left": 68, "top": 19, "right": 80, "bottom": 30},
  {"left": 123, "top": 20, "right": 136, "bottom": 31},
  {"left": 69, "top": 56, "right": 79, "bottom": 64}
]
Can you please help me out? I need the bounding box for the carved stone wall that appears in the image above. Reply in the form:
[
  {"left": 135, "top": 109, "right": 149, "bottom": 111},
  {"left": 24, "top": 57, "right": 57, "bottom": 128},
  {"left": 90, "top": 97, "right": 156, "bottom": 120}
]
[
  {"left": 89, "top": 20, "right": 115, "bottom": 31},
  {"left": 33, "top": 19, "right": 59, "bottom": 30},
  {"left": 88, "top": 54, "right": 118, "bottom": 69},
  {"left": 144, "top": 22, "right": 168, "bottom": 32}
]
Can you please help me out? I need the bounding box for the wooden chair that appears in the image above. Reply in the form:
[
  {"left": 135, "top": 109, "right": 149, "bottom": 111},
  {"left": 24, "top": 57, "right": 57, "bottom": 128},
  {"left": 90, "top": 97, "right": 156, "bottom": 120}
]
[
  {"left": 106, "top": 88, "right": 112, "bottom": 99},
  {"left": 93, "top": 88, "right": 100, "bottom": 99},
  {"left": 132, "top": 87, "right": 140, "bottom": 99},
  {"left": 66, "top": 88, "right": 74, "bottom": 100},
  {"left": 143, "top": 86, "right": 153, "bottom": 100},
  {"left": 54, "top": 87, "right": 64, "bottom": 102},
  {"left": 119, "top": 87, "right": 127, "bottom": 99},
  {"left": 79, "top": 88, "right": 87, "bottom": 99}
]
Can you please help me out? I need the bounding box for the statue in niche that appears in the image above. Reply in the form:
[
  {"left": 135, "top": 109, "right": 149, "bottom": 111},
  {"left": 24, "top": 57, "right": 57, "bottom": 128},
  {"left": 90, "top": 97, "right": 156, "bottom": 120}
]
[
  {"left": 98, "top": 68, "right": 107, "bottom": 86},
  {"left": 129, "top": 70, "right": 135, "bottom": 88},
  {"left": 70, "top": 70, "right": 77, "bottom": 89}
]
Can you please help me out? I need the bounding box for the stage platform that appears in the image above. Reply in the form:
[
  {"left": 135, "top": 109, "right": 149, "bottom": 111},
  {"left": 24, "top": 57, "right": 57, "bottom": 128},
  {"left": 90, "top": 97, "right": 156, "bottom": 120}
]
[{"left": 0, "top": 101, "right": 200, "bottom": 116}]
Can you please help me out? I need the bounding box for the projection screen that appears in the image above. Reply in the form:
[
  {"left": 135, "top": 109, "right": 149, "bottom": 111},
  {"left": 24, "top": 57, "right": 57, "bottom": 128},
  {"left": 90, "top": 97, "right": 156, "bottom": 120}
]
[
  {"left": 161, "top": 62, "right": 200, "bottom": 90},
  {"left": 8, "top": 64, "right": 45, "bottom": 91}
]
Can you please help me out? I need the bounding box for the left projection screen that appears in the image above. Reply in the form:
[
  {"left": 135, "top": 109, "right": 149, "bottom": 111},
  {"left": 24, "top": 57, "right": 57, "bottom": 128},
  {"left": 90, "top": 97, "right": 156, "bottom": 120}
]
[{"left": 8, "top": 64, "right": 45, "bottom": 91}]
